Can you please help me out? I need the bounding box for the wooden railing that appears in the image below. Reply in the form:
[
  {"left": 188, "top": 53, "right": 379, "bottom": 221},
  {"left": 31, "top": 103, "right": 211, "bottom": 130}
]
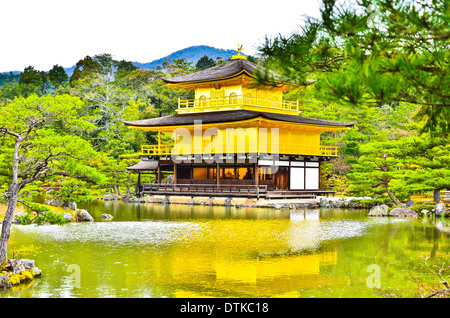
[
  {"left": 141, "top": 183, "right": 268, "bottom": 199},
  {"left": 178, "top": 95, "right": 299, "bottom": 113}
]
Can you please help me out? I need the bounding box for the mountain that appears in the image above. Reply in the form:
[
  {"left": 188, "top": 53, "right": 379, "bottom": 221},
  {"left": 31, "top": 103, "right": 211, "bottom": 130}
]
[
  {"left": 132, "top": 45, "right": 239, "bottom": 70},
  {"left": 1, "top": 45, "right": 240, "bottom": 78}
]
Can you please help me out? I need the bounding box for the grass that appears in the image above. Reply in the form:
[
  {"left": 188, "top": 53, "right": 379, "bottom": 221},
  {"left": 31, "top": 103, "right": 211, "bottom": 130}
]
[{"left": 0, "top": 204, "right": 25, "bottom": 220}]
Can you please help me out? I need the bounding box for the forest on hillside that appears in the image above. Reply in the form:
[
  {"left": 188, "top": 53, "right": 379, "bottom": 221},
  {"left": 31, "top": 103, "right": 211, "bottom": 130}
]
[{"left": 0, "top": 0, "right": 448, "bottom": 215}]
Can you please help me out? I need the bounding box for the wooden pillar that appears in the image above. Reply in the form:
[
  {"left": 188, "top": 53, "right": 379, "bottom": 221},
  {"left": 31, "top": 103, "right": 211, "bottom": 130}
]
[
  {"left": 254, "top": 164, "right": 259, "bottom": 187},
  {"left": 136, "top": 171, "right": 141, "bottom": 197},
  {"left": 216, "top": 162, "right": 220, "bottom": 188},
  {"left": 157, "top": 161, "right": 161, "bottom": 184},
  {"left": 173, "top": 161, "right": 177, "bottom": 185}
]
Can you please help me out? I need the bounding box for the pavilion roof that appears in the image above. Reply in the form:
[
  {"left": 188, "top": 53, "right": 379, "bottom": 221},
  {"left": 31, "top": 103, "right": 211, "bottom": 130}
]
[
  {"left": 162, "top": 59, "right": 258, "bottom": 84},
  {"left": 126, "top": 160, "right": 159, "bottom": 170},
  {"left": 123, "top": 110, "right": 356, "bottom": 128}
]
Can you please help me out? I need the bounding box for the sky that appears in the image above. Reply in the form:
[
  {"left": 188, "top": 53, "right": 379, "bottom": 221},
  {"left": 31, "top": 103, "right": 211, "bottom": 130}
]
[{"left": 0, "top": 0, "right": 321, "bottom": 72}]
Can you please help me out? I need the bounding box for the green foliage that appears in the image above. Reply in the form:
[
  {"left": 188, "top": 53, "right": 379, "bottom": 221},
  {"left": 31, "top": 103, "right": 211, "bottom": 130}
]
[
  {"left": 48, "top": 64, "right": 69, "bottom": 88},
  {"left": 16, "top": 213, "right": 33, "bottom": 225},
  {"left": 258, "top": 0, "right": 450, "bottom": 135},
  {"left": 59, "top": 179, "right": 93, "bottom": 204},
  {"left": 34, "top": 211, "right": 69, "bottom": 225},
  {"left": 196, "top": 55, "right": 216, "bottom": 71},
  {"left": 0, "top": 72, "right": 20, "bottom": 86}
]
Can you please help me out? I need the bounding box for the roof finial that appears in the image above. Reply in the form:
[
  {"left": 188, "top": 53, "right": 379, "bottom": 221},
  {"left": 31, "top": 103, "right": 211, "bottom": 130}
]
[
  {"left": 231, "top": 44, "right": 247, "bottom": 60},
  {"left": 237, "top": 44, "right": 243, "bottom": 55}
]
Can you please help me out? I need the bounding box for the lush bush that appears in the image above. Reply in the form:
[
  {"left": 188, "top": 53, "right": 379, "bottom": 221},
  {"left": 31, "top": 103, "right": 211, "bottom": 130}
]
[{"left": 16, "top": 210, "right": 68, "bottom": 225}]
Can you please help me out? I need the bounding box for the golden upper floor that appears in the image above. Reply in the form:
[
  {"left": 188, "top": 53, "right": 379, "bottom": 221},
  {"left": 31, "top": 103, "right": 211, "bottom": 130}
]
[{"left": 163, "top": 53, "right": 299, "bottom": 115}]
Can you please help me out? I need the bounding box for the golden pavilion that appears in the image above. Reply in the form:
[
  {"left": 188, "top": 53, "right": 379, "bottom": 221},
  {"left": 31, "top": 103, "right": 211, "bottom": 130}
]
[{"left": 123, "top": 49, "right": 355, "bottom": 199}]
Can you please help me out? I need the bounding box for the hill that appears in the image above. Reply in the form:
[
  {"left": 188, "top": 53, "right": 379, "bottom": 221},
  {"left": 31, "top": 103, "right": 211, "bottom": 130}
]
[{"left": 1, "top": 45, "right": 240, "bottom": 78}]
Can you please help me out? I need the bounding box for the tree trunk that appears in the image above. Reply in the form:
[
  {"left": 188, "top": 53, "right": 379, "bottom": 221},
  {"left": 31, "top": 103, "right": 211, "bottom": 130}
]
[
  {"left": 0, "top": 183, "right": 19, "bottom": 262},
  {"left": 0, "top": 137, "right": 21, "bottom": 263},
  {"left": 433, "top": 189, "right": 441, "bottom": 204},
  {"left": 384, "top": 180, "right": 402, "bottom": 206}
]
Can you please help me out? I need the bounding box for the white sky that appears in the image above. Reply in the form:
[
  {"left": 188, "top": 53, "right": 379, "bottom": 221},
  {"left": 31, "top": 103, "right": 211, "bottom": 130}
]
[{"left": 0, "top": 0, "right": 321, "bottom": 72}]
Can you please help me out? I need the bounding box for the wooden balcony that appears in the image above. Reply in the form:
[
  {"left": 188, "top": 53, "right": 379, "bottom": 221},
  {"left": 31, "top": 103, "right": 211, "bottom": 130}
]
[
  {"left": 177, "top": 95, "right": 299, "bottom": 115},
  {"left": 141, "top": 143, "right": 338, "bottom": 157}
]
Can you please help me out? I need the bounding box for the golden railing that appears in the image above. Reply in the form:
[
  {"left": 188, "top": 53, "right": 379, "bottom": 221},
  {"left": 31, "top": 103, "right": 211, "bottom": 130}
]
[
  {"left": 141, "top": 143, "right": 338, "bottom": 157},
  {"left": 177, "top": 95, "right": 299, "bottom": 113},
  {"left": 141, "top": 144, "right": 174, "bottom": 156}
]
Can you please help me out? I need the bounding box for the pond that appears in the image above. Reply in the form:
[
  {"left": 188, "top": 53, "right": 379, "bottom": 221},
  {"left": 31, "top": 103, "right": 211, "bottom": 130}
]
[{"left": 2, "top": 200, "right": 449, "bottom": 298}]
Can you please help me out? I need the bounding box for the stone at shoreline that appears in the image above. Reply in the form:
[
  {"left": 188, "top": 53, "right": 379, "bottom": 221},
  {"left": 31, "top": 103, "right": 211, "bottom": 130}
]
[
  {"left": 435, "top": 203, "right": 446, "bottom": 216},
  {"left": 368, "top": 204, "right": 389, "bottom": 217},
  {"left": 389, "top": 207, "right": 418, "bottom": 218},
  {"left": 103, "top": 194, "right": 119, "bottom": 201},
  {"left": 0, "top": 259, "right": 42, "bottom": 289},
  {"left": 101, "top": 213, "right": 114, "bottom": 220},
  {"left": 7, "top": 259, "right": 26, "bottom": 274},
  {"left": 44, "top": 196, "right": 64, "bottom": 207},
  {"left": 405, "top": 199, "right": 414, "bottom": 208},
  {"left": 62, "top": 213, "right": 72, "bottom": 222},
  {"left": 75, "top": 209, "right": 94, "bottom": 222},
  {"left": 0, "top": 275, "right": 12, "bottom": 289}
]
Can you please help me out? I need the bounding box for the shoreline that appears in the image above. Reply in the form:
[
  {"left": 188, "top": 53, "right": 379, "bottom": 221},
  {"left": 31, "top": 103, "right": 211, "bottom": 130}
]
[{"left": 103, "top": 194, "right": 377, "bottom": 209}]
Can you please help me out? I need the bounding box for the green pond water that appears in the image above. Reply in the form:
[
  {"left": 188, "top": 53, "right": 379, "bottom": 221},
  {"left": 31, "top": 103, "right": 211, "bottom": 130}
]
[{"left": 2, "top": 200, "right": 449, "bottom": 298}]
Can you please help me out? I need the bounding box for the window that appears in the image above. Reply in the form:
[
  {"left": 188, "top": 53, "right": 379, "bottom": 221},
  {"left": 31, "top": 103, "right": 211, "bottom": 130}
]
[
  {"left": 220, "top": 168, "right": 235, "bottom": 179},
  {"left": 271, "top": 96, "right": 278, "bottom": 107},
  {"left": 193, "top": 168, "right": 208, "bottom": 179},
  {"left": 259, "top": 166, "right": 273, "bottom": 180},
  {"left": 199, "top": 95, "right": 207, "bottom": 107},
  {"left": 229, "top": 92, "right": 238, "bottom": 105},
  {"left": 243, "top": 93, "right": 252, "bottom": 105},
  {"left": 236, "top": 167, "right": 253, "bottom": 180}
]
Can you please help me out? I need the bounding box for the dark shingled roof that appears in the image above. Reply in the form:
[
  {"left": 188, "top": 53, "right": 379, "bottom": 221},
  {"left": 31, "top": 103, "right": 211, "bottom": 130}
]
[
  {"left": 126, "top": 160, "right": 159, "bottom": 170},
  {"left": 123, "top": 110, "right": 356, "bottom": 128},
  {"left": 163, "top": 59, "right": 258, "bottom": 84}
]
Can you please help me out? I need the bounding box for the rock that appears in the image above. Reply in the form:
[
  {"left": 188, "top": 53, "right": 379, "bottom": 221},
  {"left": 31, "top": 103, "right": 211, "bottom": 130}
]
[
  {"left": 7, "top": 259, "right": 26, "bottom": 274},
  {"left": 435, "top": 203, "right": 446, "bottom": 216},
  {"left": 368, "top": 204, "right": 389, "bottom": 217},
  {"left": 121, "top": 195, "right": 131, "bottom": 202},
  {"left": 62, "top": 213, "right": 72, "bottom": 222},
  {"left": 421, "top": 209, "right": 430, "bottom": 215},
  {"left": 162, "top": 196, "right": 170, "bottom": 205},
  {"left": 65, "top": 201, "right": 77, "bottom": 210},
  {"left": 0, "top": 275, "right": 12, "bottom": 289},
  {"left": 333, "top": 201, "right": 344, "bottom": 208},
  {"left": 20, "top": 259, "right": 35, "bottom": 269},
  {"left": 318, "top": 198, "right": 329, "bottom": 207},
  {"left": 104, "top": 194, "right": 119, "bottom": 201},
  {"left": 44, "top": 196, "right": 64, "bottom": 207},
  {"left": 101, "top": 213, "right": 114, "bottom": 220},
  {"left": 405, "top": 199, "right": 414, "bottom": 208},
  {"left": 128, "top": 197, "right": 139, "bottom": 203},
  {"left": 75, "top": 209, "right": 94, "bottom": 222},
  {"left": 389, "top": 207, "right": 418, "bottom": 218}
]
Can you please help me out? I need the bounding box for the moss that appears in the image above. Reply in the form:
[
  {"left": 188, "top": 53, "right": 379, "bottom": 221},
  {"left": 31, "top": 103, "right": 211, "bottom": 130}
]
[
  {"left": 8, "top": 274, "right": 20, "bottom": 285},
  {"left": 20, "top": 270, "right": 34, "bottom": 281}
]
